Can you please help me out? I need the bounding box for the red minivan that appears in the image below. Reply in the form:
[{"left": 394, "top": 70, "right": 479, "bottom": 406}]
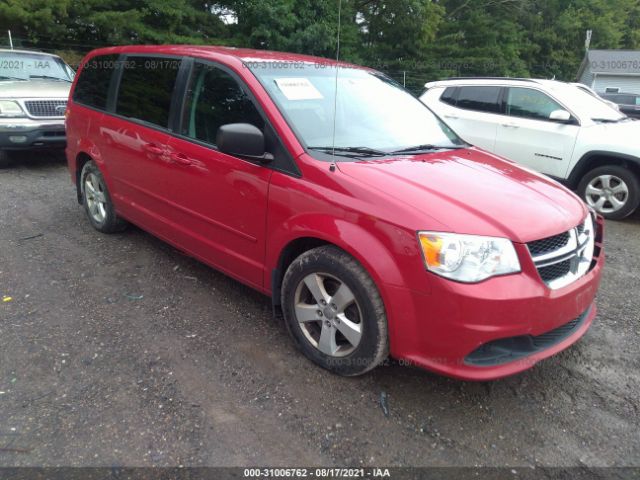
[{"left": 65, "top": 46, "right": 604, "bottom": 380}]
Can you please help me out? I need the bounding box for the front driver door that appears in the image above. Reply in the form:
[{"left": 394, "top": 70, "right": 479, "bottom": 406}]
[
  {"left": 494, "top": 87, "right": 579, "bottom": 178},
  {"left": 165, "top": 60, "right": 272, "bottom": 289}
]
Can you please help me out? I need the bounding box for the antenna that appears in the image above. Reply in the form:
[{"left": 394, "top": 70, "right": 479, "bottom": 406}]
[
  {"left": 8, "top": 30, "right": 13, "bottom": 50},
  {"left": 330, "top": 0, "right": 343, "bottom": 164}
]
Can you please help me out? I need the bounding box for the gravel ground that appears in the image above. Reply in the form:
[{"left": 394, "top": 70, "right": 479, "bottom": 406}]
[{"left": 0, "top": 152, "right": 638, "bottom": 468}]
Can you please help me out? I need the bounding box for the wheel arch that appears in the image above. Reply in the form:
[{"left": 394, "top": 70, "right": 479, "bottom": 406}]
[
  {"left": 568, "top": 151, "right": 640, "bottom": 189},
  {"left": 268, "top": 220, "right": 408, "bottom": 310},
  {"left": 75, "top": 152, "right": 93, "bottom": 203},
  {"left": 73, "top": 137, "right": 114, "bottom": 204},
  {"left": 271, "top": 236, "right": 331, "bottom": 307}
]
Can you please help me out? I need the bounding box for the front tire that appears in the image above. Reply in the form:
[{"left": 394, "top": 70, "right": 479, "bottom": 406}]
[
  {"left": 578, "top": 165, "right": 640, "bottom": 220},
  {"left": 80, "top": 161, "right": 127, "bottom": 233},
  {"left": 281, "top": 246, "right": 388, "bottom": 376}
]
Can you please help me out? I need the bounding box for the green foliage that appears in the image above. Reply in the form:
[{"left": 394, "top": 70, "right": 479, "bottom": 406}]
[
  {"left": 0, "top": 0, "right": 227, "bottom": 49},
  {"left": 223, "top": 0, "right": 361, "bottom": 59},
  {"left": 1, "top": 0, "right": 639, "bottom": 86},
  {"left": 522, "top": 0, "right": 639, "bottom": 79},
  {"left": 431, "top": 0, "right": 531, "bottom": 77}
]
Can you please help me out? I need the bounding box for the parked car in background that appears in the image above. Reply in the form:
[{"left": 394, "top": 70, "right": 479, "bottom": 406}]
[
  {"left": 65, "top": 46, "right": 603, "bottom": 380},
  {"left": 569, "top": 82, "right": 620, "bottom": 111},
  {"left": 0, "top": 49, "right": 73, "bottom": 168},
  {"left": 421, "top": 77, "right": 640, "bottom": 219},
  {"left": 600, "top": 92, "right": 640, "bottom": 119}
]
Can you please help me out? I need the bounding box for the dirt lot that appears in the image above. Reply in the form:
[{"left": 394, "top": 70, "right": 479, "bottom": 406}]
[{"left": 0, "top": 152, "right": 639, "bottom": 468}]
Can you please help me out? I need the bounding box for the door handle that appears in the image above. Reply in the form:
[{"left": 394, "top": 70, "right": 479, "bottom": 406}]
[
  {"left": 170, "top": 152, "right": 193, "bottom": 166},
  {"left": 444, "top": 114, "right": 458, "bottom": 119},
  {"left": 143, "top": 143, "right": 164, "bottom": 155},
  {"left": 501, "top": 123, "right": 519, "bottom": 128}
]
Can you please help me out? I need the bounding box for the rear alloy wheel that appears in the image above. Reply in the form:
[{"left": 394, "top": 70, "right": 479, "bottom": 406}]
[
  {"left": 578, "top": 166, "right": 640, "bottom": 220},
  {"left": 80, "top": 161, "right": 127, "bottom": 233},
  {"left": 281, "top": 246, "right": 388, "bottom": 376}
]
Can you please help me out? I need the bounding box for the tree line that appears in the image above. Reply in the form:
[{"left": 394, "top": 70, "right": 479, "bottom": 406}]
[{"left": 1, "top": 0, "right": 639, "bottom": 92}]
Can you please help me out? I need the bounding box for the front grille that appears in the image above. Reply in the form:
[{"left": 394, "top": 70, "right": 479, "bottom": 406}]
[
  {"left": 24, "top": 100, "right": 67, "bottom": 117},
  {"left": 528, "top": 231, "right": 570, "bottom": 256},
  {"left": 538, "top": 258, "right": 572, "bottom": 283},
  {"left": 465, "top": 307, "right": 590, "bottom": 366},
  {"left": 527, "top": 215, "right": 596, "bottom": 289}
]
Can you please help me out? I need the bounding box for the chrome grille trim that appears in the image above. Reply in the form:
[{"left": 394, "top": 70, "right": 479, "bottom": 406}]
[
  {"left": 22, "top": 99, "right": 67, "bottom": 118},
  {"left": 528, "top": 214, "right": 596, "bottom": 290}
]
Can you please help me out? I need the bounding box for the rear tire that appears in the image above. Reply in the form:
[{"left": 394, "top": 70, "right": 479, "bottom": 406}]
[
  {"left": 80, "top": 161, "right": 127, "bottom": 233},
  {"left": 281, "top": 246, "right": 388, "bottom": 376},
  {"left": 578, "top": 165, "right": 640, "bottom": 220}
]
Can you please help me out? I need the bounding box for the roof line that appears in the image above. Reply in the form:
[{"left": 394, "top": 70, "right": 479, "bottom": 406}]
[{"left": 443, "top": 77, "right": 540, "bottom": 83}]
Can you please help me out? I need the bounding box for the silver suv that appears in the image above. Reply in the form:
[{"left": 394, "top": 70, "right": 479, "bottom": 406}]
[{"left": 0, "top": 49, "right": 74, "bottom": 167}]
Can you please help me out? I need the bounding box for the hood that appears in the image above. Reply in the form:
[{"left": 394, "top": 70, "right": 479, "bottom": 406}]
[
  {"left": 337, "top": 148, "right": 587, "bottom": 243},
  {"left": 582, "top": 117, "right": 640, "bottom": 143},
  {"left": 0, "top": 79, "right": 71, "bottom": 99}
]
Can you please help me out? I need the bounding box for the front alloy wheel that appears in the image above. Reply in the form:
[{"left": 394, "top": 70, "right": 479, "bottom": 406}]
[
  {"left": 281, "top": 246, "right": 388, "bottom": 376},
  {"left": 584, "top": 174, "right": 628, "bottom": 215},
  {"left": 294, "top": 272, "right": 363, "bottom": 357},
  {"left": 578, "top": 165, "right": 640, "bottom": 220}
]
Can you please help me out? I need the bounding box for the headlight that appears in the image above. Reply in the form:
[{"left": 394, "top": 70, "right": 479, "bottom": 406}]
[
  {"left": 0, "top": 100, "right": 26, "bottom": 118},
  {"left": 418, "top": 231, "right": 521, "bottom": 283}
]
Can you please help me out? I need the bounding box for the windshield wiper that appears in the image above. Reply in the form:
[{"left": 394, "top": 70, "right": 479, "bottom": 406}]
[
  {"left": 308, "top": 146, "right": 389, "bottom": 158},
  {"left": 390, "top": 144, "right": 461, "bottom": 154},
  {"left": 29, "top": 75, "right": 71, "bottom": 82},
  {"left": 0, "top": 75, "right": 27, "bottom": 81}
]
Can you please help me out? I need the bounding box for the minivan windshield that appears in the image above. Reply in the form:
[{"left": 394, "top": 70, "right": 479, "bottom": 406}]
[
  {"left": 248, "top": 62, "right": 465, "bottom": 159},
  {"left": 0, "top": 52, "right": 73, "bottom": 82}
]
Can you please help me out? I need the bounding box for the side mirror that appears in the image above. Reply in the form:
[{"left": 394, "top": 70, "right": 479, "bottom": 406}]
[
  {"left": 549, "top": 109, "right": 571, "bottom": 122},
  {"left": 216, "top": 123, "right": 273, "bottom": 163}
]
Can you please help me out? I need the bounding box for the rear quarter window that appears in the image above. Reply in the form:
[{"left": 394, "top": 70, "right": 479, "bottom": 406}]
[
  {"left": 440, "top": 87, "right": 458, "bottom": 106},
  {"left": 73, "top": 54, "right": 119, "bottom": 110}
]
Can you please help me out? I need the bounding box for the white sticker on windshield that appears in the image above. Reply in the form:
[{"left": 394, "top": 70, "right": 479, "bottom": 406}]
[{"left": 274, "top": 78, "right": 323, "bottom": 101}]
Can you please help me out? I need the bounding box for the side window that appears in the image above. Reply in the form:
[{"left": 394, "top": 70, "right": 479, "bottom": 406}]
[
  {"left": 506, "top": 87, "right": 563, "bottom": 121},
  {"left": 115, "top": 56, "right": 182, "bottom": 128},
  {"left": 181, "top": 62, "right": 264, "bottom": 145},
  {"left": 456, "top": 86, "right": 501, "bottom": 113},
  {"left": 73, "top": 54, "right": 118, "bottom": 110},
  {"left": 440, "top": 87, "right": 457, "bottom": 106}
]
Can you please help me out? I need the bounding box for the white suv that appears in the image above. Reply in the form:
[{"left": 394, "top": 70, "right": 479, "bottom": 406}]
[{"left": 420, "top": 78, "right": 640, "bottom": 219}]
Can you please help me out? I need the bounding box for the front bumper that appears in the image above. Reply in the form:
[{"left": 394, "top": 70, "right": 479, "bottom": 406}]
[
  {"left": 385, "top": 216, "right": 605, "bottom": 381},
  {"left": 0, "top": 119, "right": 66, "bottom": 149}
]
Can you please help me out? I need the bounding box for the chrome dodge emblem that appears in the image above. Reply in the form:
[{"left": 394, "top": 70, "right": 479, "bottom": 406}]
[{"left": 55, "top": 105, "right": 66, "bottom": 114}]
